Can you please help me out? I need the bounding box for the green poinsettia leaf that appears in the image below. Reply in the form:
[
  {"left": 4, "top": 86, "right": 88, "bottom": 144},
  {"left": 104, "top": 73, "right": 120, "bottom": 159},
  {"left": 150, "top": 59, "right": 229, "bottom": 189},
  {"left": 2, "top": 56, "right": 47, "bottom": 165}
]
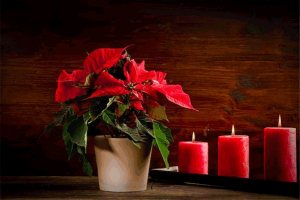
[
  {"left": 89, "top": 97, "right": 108, "bottom": 121},
  {"left": 155, "top": 121, "right": 173, "bottom": 142},
  {"left": 62, "top": 129, "right": 77, "bottom": 160},
  {"left": 90, "top": 96, "right": 118, "bottom": 122},
  {"left": 102, "top": 109, "right": 117, "bottom": 127},
  {"left": 140, "top": 136, "right": 153, "bottom": 144},
  {"left": 69, "top": 105, "right": 75, "bottom": 116},
  {"left": 131, "top": 140, "right": 141, "bottom": 149},
  {"left": 43, "top": 104, "right": 74, "bottom": 134},
  {"left": 62, "top": 116, "right": 78, "bottom": 159},
  {"left": 66, "top": 115, "right": 88, "bottom": 148},
  {"left": 135, "top": 114, "right": 155, "bottom": 139},
  {"left": 152, "top": 139, "right": 158, "bottom": 147},
  {"left": 117, "top": 123, "right": 142, "bottom": 142},
  {"left": 90, "top": 104, "right": 106, "bottom": 121},
  {"left": 77, "top": 146, "right": 93, "bottom": 178},
  {"left": 53, "top": 104, "right": 74, "bottom": 125},
  {"left": 117, "top": 102, "right": 129, "bottom": 117},
  {"left": 153, "top": 121, "right": 170, "bottom": 169},
  {"left": 44, "top": 122, "right": 55, "bottom": 134},
  {"left": 83, "top": 112, "right": 91, "bottom": 124},
  {"left": 63, "top": 115, "right": 76, "bottom": 132},
  {"left": 144, "top": 100, "right": 168, "bottom": 122},
  {"left": 64, "top": 94, "right": 90, "bottom": 105}
]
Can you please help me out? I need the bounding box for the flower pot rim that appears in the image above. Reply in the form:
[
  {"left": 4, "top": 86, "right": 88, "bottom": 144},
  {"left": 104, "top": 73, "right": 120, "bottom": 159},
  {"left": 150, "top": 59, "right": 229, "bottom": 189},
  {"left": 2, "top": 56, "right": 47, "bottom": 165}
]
[
  {"left": 94, "top": 135, "right": 139, "bottom": 140},
  {"left": 94, "top": 136, "right": 153, "bottom": 144},
  {"left": 94, "top": 135, "right": 124, "bottom": 138},
  {"left": 94, "top": 135, "right": 151, "bottom": 140}
]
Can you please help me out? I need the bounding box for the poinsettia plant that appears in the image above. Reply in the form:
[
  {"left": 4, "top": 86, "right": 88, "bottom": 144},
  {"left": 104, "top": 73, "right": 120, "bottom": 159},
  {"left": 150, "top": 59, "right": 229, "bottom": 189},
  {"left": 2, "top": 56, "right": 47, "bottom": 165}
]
[{"left": 44, "top": 46, "right": 198, "bottom": 177}]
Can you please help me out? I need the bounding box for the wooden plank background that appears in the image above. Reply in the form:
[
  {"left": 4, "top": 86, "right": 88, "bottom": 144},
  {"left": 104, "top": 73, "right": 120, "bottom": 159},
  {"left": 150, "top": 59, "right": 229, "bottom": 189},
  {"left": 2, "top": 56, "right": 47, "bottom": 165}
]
[{"left": 1, "top": 0, "right": 298, "bottom": 179}]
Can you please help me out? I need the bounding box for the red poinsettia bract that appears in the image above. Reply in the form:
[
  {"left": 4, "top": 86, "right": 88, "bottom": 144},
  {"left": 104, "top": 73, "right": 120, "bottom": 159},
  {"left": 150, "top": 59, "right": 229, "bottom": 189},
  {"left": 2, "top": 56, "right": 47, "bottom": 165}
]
[
  {"left": 124, "top": 59, "right": 198, "bottom": 112},
  {"left": 87, "top": 71, "right": 129, "bottom": 99},
  {"left": 55, "top": 46, "right": 197, "bottom": 112},
  {"left": 55, "top": 70, "right": 89, "bottom": 102},
  {"left": 55, "top": 47, "right": 128, "bottom": 103}
]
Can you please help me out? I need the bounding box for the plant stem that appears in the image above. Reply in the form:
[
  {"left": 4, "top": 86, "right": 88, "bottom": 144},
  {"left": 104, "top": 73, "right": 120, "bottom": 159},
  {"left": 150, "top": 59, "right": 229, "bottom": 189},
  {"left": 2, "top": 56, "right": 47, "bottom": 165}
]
[
  {"left": 104, "top": 124, "right": 115, "bottom": 138},
  {"left": 111, "top": 125, "right": 119, "bottom": 138}
]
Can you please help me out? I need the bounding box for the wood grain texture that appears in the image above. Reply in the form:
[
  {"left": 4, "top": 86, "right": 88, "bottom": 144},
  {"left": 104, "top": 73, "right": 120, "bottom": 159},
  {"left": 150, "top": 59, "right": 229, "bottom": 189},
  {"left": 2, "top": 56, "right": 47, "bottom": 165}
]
[
  {"left": 1, "top": 0, "right": 299, "bottom": 179},
  {"left": 1, "top": 176, "right": 297, "bottom": 199}
]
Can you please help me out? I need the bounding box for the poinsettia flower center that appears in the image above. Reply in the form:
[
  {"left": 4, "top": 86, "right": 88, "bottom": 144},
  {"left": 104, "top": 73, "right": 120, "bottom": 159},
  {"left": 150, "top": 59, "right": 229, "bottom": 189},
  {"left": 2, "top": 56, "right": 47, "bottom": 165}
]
[{"left": 128, "top": 82, "right": 136, "bottom": 90}]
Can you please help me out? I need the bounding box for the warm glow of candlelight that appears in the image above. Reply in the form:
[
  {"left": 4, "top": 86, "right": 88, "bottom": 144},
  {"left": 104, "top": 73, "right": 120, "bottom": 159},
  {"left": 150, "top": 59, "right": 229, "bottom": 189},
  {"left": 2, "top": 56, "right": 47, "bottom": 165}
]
[
  {"left": 231, "top": 124, "right": 235, "bottom": 136},
  {"left": 278, "top": 114, "right": 281, "bottom": 127},
  {"left": 192, "top": 132, "right": 195, "bottom": 142}
]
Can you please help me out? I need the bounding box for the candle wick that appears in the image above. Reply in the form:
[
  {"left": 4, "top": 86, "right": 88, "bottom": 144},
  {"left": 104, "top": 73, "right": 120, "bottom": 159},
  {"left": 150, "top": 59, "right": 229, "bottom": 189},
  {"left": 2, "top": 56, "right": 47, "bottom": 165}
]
[
  {"left": 231, "top": 124, "right": 235, "bottom": 136},
  {"left": 192, "top": 132, "right": 195, "bottom": 142},
  {"left": 278, "top": 114, "right": 282, "bottom": 127}
]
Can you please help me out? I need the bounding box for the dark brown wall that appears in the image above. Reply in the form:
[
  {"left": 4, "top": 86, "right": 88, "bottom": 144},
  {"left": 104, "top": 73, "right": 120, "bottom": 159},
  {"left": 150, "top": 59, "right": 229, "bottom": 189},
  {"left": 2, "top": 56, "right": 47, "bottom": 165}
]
[{"left": 1, "top": 0, "right": 299, "bottom": 179}]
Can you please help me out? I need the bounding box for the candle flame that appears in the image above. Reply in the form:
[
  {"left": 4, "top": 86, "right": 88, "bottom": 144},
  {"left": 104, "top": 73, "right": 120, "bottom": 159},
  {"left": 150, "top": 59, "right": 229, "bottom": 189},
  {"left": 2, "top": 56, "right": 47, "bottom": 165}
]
[
  {"left": 192, "top": 132, "right": 195, "bottom": 142},
  {"left": 278, "top": 114, "right": 281, "bottom": 127},
  {"left": 231, "top": 124, "right": 235, "bottom": 136}
]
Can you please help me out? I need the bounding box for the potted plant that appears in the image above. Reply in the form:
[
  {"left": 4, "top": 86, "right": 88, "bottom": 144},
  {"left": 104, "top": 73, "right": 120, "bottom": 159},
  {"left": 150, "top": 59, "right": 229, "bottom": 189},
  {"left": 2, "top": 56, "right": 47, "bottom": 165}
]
[{"left": 44, "top": 46, "right": 197, "bottom": 192}]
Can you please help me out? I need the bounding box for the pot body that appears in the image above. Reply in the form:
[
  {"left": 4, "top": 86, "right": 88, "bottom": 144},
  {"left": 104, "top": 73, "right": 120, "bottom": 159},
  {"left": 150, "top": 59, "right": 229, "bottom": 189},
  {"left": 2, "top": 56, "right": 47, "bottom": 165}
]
[{"left": 94, "top": 136, "right": 152, "bottom": 192}]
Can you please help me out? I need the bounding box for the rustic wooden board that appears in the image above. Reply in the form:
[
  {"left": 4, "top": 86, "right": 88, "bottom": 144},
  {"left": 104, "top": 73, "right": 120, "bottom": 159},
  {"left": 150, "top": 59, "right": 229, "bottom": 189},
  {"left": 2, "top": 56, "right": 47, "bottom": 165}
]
[
  {"left": 1, "top": 1, "right": 298, "bottom": 178},
  {"left": 1, "top": 176, "right": 298, "bottom": 199}
]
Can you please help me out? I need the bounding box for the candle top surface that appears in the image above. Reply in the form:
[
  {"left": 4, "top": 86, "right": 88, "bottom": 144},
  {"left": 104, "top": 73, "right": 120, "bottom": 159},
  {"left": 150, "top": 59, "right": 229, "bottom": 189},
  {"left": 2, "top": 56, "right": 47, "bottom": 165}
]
[
  {"left": 265, "top": 127, "right": 296, "bottom": 130},
  {"left": 218, "top": 135, "right": 249, "bottom": 138},
  {"left": 179, "top": 141, "right": 208, "bottom": 144}
]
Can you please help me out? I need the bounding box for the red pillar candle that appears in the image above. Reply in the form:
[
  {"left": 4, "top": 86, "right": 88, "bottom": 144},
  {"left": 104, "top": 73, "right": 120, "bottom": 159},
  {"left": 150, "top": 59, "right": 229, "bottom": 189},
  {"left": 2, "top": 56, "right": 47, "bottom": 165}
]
[
  {"left": 264, "top": 115, "right": 297, "bottom": 182},
  {"left": 218, "top": 125, "right": 249, "bottom": 178},
  {"left": 178, "top": 132, "right": 208, "bottom": 174}
]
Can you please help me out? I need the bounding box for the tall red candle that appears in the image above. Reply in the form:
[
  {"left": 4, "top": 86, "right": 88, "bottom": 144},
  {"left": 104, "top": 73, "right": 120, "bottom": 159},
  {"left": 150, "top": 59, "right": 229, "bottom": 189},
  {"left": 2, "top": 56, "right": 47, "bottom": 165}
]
[
  {"left": 264, "top": 115, "right": 297, "bottom": 182},
  {"left": 178, "top": 132, "right": 208, "bottom": 174},
  {"left": 218, "top": 125, "right": 249, "bottom": 178}
]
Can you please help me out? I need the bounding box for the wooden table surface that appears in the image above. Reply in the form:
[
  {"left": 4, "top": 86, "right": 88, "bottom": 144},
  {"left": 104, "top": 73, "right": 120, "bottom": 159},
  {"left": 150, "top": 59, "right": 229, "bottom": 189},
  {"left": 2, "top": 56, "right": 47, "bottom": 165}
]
[{"left": 0, "top": 176, "right": 297, "bottom": 199}]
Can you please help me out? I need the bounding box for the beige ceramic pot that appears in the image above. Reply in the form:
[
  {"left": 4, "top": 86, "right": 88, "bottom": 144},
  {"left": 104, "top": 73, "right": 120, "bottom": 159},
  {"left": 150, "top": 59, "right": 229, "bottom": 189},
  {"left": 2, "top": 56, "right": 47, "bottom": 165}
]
[{"left": 94, "top": 135, "right": 152, "bottom": 192}]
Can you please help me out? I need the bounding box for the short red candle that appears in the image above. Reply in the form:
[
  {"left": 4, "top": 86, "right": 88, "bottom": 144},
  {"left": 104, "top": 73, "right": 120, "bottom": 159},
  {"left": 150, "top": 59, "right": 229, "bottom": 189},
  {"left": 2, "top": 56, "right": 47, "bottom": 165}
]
[
  {"left": 218, "top": 125, "right": 249, "bottom": 178},
  {"left": 178, "top": 133, "right": 208, "bottom": 174},
  {"left": 264, "top": 115, "right": 297, "bottom": 182}
]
